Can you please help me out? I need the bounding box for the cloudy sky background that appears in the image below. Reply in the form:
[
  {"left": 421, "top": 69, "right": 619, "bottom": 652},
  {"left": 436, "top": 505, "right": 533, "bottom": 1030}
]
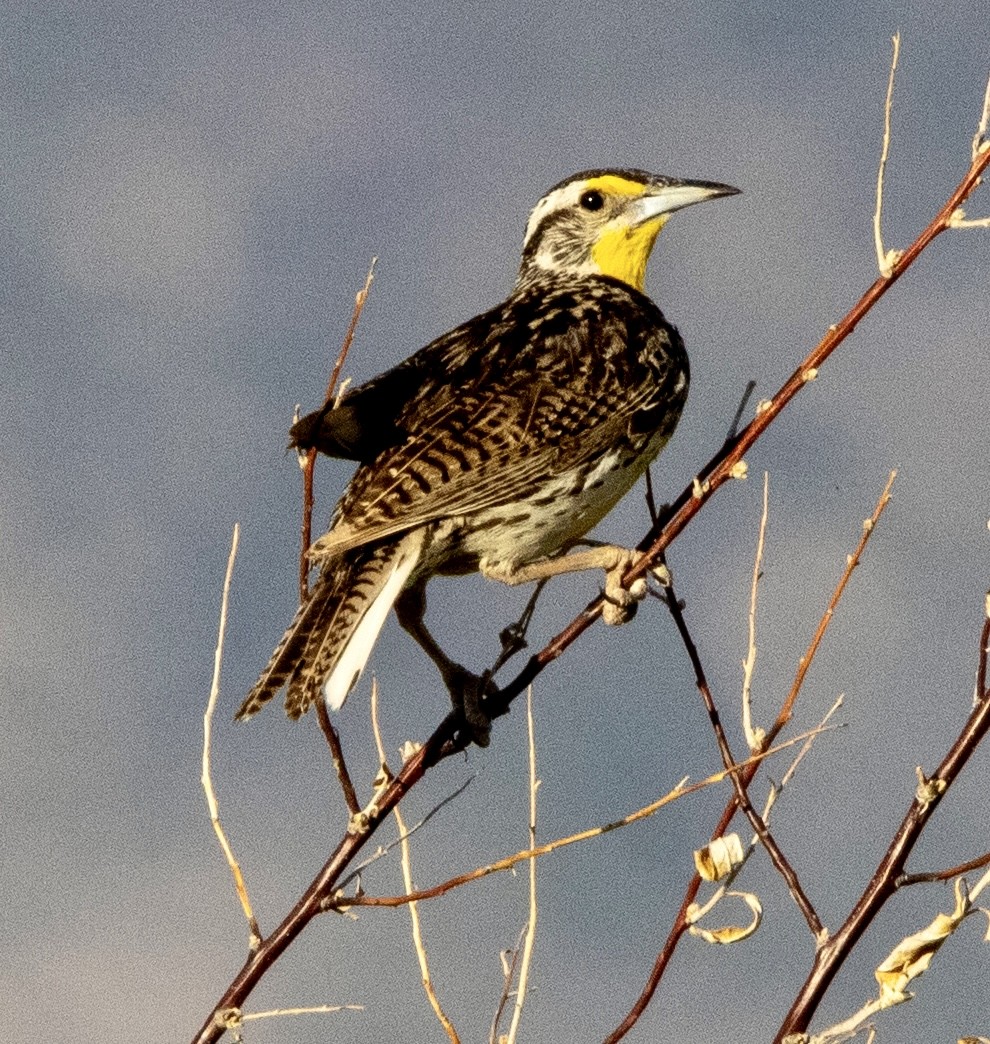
[{"left": 4, "top": 2, "right": 989, "bottom": 1041}]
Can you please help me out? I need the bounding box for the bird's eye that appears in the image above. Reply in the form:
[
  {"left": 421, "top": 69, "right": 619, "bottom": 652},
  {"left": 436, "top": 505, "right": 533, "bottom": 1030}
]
[{"left": 579, "top": 189, "right": 604, "bottom": 211}]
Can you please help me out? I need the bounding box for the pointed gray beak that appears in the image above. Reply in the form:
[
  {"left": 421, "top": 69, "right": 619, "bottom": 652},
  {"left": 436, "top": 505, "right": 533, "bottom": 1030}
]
[{"left": 629, "top": 178, "right": 740, "bottom": 225}]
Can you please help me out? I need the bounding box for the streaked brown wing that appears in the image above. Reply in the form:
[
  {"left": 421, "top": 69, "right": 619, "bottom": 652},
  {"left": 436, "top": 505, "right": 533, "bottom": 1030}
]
[{"left": 310, "top": 311, "right": 682, "bottom": 562}]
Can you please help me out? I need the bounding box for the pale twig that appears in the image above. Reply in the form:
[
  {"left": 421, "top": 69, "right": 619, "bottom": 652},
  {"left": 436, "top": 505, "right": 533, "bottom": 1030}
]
[
  {"left": 370, "top": 680, "right": 460, "bottom": 1044},
  {"left": 949, "top": 73, "right": 990, "bottom": 226},
  {"left": 741, "top": 472, "right": 770, "bottom": 751},
  {"left": 874, "top": 33, "right": 903, "bottom": 276},
  {"left": 235, "top": 1004, "right": 364, "bottom": 1024},
  {"left": 334, "top": 726, "right": 837, "bottom": 910},
  {"left": 504, "top": 688, "right": 540, "bottom": 1044},
  {"left": 946, "top": 210, "right": 990, "bottom": 229},
  {"left": 202, "top": 524, "right": 261, "bottom": 948}
]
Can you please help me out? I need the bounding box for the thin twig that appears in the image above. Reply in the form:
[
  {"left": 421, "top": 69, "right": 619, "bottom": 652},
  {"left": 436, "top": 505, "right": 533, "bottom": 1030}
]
[
  {"left": 371, "top": 680, "right": 460, "bottom": 1044},
  {"left": 330, "top": 727, "right": 835, "bottom": 911},
  {"left": 896, "top": 848, "right": 990, "bottom": 887},
  {"left": 202, "top": 524, "right": 261, "bottom": 948},
  {"left": 727, "top": 380, "right": 758, "bottom": 441},
  {"left": 490, "top": 931, "right": 526, "bottom": 1044},
  {"left": 874, "top": 33, "right": 903, "bottom": 276},
  {"left": 316, "top": 702, "right": 361, "bottom": 817},
  {"left": 504, "top": 688, "right": 540, "bottom": 1044},
  {"left": 335, "top": 776, "right": 475, "bottom": 894},
  {"left": 741, "top": 472, "right": 770, "bottom": 751},
  {"left": 300, "top": 258, "right": 377, "bottom": 601},
  {"left": 778, "top": 471, "right": 896, "bottom": 731},
  {"left": 236, "top": 1004, "right": 364, "bottom": 1023},
  {"left": 662, "top": 579, "right": 824, "bottom": 939}
]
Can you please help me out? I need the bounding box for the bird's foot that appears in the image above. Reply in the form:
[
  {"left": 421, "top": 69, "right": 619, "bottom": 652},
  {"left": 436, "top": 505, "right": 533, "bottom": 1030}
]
[
  {"left": 602, "top": 551, "right": 650, "bottom": 625},
  {"left": 440, "top": 662, "right": 500, "bottom": 748}
]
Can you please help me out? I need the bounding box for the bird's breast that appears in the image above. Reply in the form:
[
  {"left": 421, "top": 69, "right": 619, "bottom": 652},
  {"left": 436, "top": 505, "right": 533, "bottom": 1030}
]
[{"left": 423, "top": 430, "right": 672, "bottom": 577}]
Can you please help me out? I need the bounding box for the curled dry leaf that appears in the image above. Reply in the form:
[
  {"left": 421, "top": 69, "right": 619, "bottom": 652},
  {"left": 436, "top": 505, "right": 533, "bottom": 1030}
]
[
  {"left": 687, "top": 890, "right": 763, "bottom": 945},
  {"left": 875, "top": 878, "right": 974, "bottom": 1005},
  {"left": 694, "top": 833, "right": 745, "bottom": 882}
]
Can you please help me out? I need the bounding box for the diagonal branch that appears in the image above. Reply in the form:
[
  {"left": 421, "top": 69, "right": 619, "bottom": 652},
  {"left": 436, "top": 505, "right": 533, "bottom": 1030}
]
[
  {"left": 661, "top": 577, "right": 824, "bottom": 940},
  {"left": 774, "top": 598, "right": 990, "bottom": 1040}
]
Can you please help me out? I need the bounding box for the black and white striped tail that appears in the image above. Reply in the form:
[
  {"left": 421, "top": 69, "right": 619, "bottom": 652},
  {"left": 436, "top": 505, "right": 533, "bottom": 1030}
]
[{"left": 235, "top": 531, "right": 424, "bottom": 721}]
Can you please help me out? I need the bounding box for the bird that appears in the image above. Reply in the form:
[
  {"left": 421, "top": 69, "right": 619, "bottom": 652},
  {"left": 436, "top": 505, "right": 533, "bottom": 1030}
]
[{"left": 237, "top": 168, "right": 738, "bottom": 742}]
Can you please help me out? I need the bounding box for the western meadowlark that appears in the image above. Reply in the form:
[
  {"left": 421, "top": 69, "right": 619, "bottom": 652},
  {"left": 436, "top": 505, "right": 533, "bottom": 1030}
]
[{"left": 237, "top": 169, "right": 737, "bottom": 741}]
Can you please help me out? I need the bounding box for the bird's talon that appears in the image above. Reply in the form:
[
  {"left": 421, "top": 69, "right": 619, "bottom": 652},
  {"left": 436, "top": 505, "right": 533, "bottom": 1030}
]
[{"left": 441, "top": 663, "right": 497, "bottom": 747}]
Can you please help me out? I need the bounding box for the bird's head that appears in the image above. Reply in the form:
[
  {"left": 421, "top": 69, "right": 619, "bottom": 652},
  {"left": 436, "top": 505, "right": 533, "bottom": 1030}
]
[{"left": 516, "top": 169, "right": 738, "bottom": 293}]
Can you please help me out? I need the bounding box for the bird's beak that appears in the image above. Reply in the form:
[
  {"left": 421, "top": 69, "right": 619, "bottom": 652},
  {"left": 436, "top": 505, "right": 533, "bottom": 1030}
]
[{"left": 629, "top": 179, "right": 740, "bottom": 226}]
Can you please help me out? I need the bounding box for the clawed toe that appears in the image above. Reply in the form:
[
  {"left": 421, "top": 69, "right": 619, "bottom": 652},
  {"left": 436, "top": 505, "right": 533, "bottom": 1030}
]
[
  {"left": 439, "top": 663, "right": 498, "bottom": 747},
  {"left": 602, "top": 553, "right": 649, "bottom": 625}
]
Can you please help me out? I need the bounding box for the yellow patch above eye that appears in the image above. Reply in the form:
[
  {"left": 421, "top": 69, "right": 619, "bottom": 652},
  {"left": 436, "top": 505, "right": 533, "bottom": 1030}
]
[
  {"left": 582, "top": 173, "right": 652, "bottom": 197},
  {"left": 591, "top": 215, "right": 668, "bottom": 291}
]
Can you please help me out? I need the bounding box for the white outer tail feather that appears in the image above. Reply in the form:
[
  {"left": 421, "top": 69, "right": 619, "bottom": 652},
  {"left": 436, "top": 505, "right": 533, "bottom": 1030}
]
[{"left": 322, "top": 531, "right": 424, "bottom": 710}]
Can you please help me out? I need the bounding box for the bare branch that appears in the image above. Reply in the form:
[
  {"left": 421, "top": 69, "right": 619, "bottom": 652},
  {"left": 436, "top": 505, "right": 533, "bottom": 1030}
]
[
  {"left": 503, "top": 688, "right": 540, "bottom": 1044},
  {"left": 202, "top": 524, "right": 261, "bottom": 949},
  {"left": 661, "top": 577, "right": 824, "bottom": 939},
  {"left": 874, "top": 33, "right": 903, "bottom": 276},
  {"left": 741, "top": 471, "right": 770, "bottom": 751},
  {"left": 299, "top": 258, "right": 377, "bottom": 601},
  {"left": 896, "top": 848, "right": 990, "bottom": 887}
]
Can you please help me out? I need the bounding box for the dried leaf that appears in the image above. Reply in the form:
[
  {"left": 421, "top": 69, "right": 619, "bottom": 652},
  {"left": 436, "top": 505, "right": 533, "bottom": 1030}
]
[
  {"left": 694, "top": 834, "right": 744, "bottom": 881},
  {"left": 688, "top": 890, "right": 762, "bottom": 944},
  {"left": 875, "top": 878, "right": 972, "bottom": 1004}
]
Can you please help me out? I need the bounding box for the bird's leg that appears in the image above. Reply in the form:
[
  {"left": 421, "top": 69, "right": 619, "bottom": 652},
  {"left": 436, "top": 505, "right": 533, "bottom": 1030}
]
[
  {"left": 395, "top": 585, "right": 496, "bottom": 747},
  {"left": 482, "top": 546, "right": 668, "bottom": 625}
]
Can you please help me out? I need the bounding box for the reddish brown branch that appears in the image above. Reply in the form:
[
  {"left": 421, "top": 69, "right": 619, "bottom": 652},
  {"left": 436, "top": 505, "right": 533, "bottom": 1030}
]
[
  {"left": 896, "top": 848, "right": 990, "bottom": 887},
  {"left": 316, "top": 702, "right": 361, "bottom": 817},
  {"left": 774, "top": 601, "right": 990, "bottom": 1040},
  {"left": 661, "top": 579, "right": 824, "bottom": 939}
]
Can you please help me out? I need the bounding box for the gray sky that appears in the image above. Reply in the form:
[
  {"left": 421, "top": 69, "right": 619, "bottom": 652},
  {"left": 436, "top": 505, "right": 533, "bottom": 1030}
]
[{"left": 3, "top": 2, "right": 989, "bottom": 1042}]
